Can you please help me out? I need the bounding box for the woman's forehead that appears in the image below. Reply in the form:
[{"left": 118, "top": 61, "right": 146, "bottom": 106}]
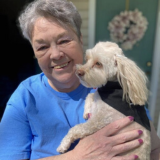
[
  {"left": 31, "top": 19, "right": 81, "bottom": 47},
  {"left": 31, "top": 17, "right": 72, "bottom": 41},
  {"left": 34, "top": 17, "right": 63, "bottom": 31}
]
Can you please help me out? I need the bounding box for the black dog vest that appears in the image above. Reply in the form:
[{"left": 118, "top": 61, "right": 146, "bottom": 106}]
[{"left": 98, "top": 81, "right": 150, "bottom": 131}]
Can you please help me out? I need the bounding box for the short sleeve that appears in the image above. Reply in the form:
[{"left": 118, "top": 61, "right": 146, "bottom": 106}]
[
  {"left": 0, "top": 84, "right": 32, "bottom": 160},
  {"left": 145, "top": 106, "right": 152, "bottom": 120}
]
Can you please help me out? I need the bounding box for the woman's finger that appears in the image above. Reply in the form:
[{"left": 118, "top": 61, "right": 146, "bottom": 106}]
[
  {"left": 97, "top": 116, "right": 134, "bottom": 136},
  {"left": 112, "top": 155, "right": 139, "bottom": 160},
  {"left": 112, "top": 138, "right": 143, "bottom": 156},
  {"left": 110, "top": 129, "right": 143, "bottom": 146}
]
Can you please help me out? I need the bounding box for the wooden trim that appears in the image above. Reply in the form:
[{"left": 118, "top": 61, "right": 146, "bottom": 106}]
[{"left": 88, "top": 0, "right": 96, "bottom": 49}]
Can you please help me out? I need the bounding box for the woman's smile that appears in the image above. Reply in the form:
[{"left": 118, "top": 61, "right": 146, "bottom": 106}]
[{"left": 52, "top": 60, "right": 71, "bottom": 69}]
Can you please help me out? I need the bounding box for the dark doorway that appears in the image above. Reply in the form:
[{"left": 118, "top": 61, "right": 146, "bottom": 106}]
[{"left": 0, "top": 0, "right": 39, "bottom": 120}]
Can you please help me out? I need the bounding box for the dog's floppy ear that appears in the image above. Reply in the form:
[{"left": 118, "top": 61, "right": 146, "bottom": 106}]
[{"left": 115, "top": 54, "right": 149, "bottom": 105}]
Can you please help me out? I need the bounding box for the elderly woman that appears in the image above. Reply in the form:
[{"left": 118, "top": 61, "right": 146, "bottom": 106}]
[{"left": 0, "top": 0, "right": 159, "bottom": 159}]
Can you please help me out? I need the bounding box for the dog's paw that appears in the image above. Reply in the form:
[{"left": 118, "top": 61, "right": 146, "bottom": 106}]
[
  {"left": 57, "top": 137, "right": 72, "bottom": 153},
  {"left": 57, "top": 145, "right": 67, "bottom": 153}
]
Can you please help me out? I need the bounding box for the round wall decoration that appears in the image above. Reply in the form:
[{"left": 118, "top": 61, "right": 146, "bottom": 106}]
[{"left": 108, "top": 9, "right": 148, "bottom": 50}]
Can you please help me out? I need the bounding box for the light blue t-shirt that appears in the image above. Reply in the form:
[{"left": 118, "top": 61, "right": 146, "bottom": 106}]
[
  {"left": 0, "top": 73, "right": 151, "bottom": 160},
  {"left": 0, "top": 73, "right": 95, "bottom": 159}
]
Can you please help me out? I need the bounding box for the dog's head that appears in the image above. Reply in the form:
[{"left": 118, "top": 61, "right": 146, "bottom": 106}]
[
  {"left": 76, "top": 41, "right": 149, "bottom": 105},
  {"left": 76, "top": 41, "right": 123, "bottom": 88}
]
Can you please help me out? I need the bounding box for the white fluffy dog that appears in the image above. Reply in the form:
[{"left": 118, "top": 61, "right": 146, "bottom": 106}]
[{"left": 57, "top": 41, "right": 151, "bottom": 159}]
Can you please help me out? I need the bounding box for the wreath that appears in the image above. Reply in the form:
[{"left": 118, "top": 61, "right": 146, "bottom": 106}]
[{"left": 108, "top": 9, "right": 148, "bottom": 50}]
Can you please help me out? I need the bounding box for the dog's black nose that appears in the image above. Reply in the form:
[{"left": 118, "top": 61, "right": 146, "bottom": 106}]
[{"left": 77, "top": 70, "right": 85, "bottom": 76}]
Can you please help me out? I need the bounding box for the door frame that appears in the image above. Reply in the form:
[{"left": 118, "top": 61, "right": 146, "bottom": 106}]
[{"left": 149, "top": 0, "right": 160, "bottom": 126}]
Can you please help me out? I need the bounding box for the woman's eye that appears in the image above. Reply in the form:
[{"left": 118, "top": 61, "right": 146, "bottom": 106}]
[
  {"left": 59, "top": 39, "right": 71, "bottom": 45},
  {"left": 38, "top": 46, "right": 48, "bottom": 51}
]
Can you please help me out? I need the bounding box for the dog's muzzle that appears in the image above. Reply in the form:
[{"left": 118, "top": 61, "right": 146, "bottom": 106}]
[{"left": 76, "top": 70, "right": 85, "bottom": 77}]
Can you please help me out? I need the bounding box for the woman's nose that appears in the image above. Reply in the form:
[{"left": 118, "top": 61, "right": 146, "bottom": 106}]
[{"left": 50, "top": 46, "right": 64, "bottom": 60}]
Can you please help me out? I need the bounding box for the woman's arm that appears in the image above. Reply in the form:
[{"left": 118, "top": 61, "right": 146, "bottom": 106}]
[
  {"left": 37, "top": 117, "right": 143, "bottom": 160},
  {"left": 150, "top": 121, "right": 160, "bottom": 159}
]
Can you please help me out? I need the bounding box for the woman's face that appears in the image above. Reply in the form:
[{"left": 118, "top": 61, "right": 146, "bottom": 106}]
[{"left": 31, "top": 17, "right": 83, "bottom": 92}]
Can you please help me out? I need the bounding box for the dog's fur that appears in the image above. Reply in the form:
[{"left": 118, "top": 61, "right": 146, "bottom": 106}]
[{"left": 57, "top": 41, "right": 151, "bottom": 159}]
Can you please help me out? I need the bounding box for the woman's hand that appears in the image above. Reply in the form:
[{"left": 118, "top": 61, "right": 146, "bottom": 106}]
[{"left": 72, "top": 116, "right": 142, "bottom": 160}]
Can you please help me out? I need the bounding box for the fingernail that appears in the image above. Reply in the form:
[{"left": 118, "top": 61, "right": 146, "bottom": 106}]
[
  {"left": 138, "top": 139, "right": 143, "bottom": 144},
  {"left": 128, "top": 116, "right": 134, "bottom": 121},
  {"left": 138, "top": 130, "right": 143, "bottom": 135},
  {"left": 134, "top": 155, "right": 139, "bottom": 159}
]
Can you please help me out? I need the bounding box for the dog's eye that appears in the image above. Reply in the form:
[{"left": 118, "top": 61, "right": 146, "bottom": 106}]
[{"left": 95, "top": 62, "right": 102, "bottom": 66}]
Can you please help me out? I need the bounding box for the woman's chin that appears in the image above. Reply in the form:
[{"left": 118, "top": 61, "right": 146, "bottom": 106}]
[{"left": 48, "top": 74, "right": 80, "bottom": 92}]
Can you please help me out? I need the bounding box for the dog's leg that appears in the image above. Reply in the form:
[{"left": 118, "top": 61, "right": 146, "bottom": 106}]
[
  {"left": 83, "top": 93, "right": 94, "bottom": 119},
  {"left": 57, "top": 123, "right": 90, "bottom": 153},
  {"left": 57, "top": 115, "right": 104, "bottom": 153},
  {"left": 57, "top": 94, "right": 96, "bottom": 153}
]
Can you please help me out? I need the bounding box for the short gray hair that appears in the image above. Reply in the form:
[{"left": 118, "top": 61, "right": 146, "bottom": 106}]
[{"left": 18, "top": 0, "right": 82, "bottom": 41}]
